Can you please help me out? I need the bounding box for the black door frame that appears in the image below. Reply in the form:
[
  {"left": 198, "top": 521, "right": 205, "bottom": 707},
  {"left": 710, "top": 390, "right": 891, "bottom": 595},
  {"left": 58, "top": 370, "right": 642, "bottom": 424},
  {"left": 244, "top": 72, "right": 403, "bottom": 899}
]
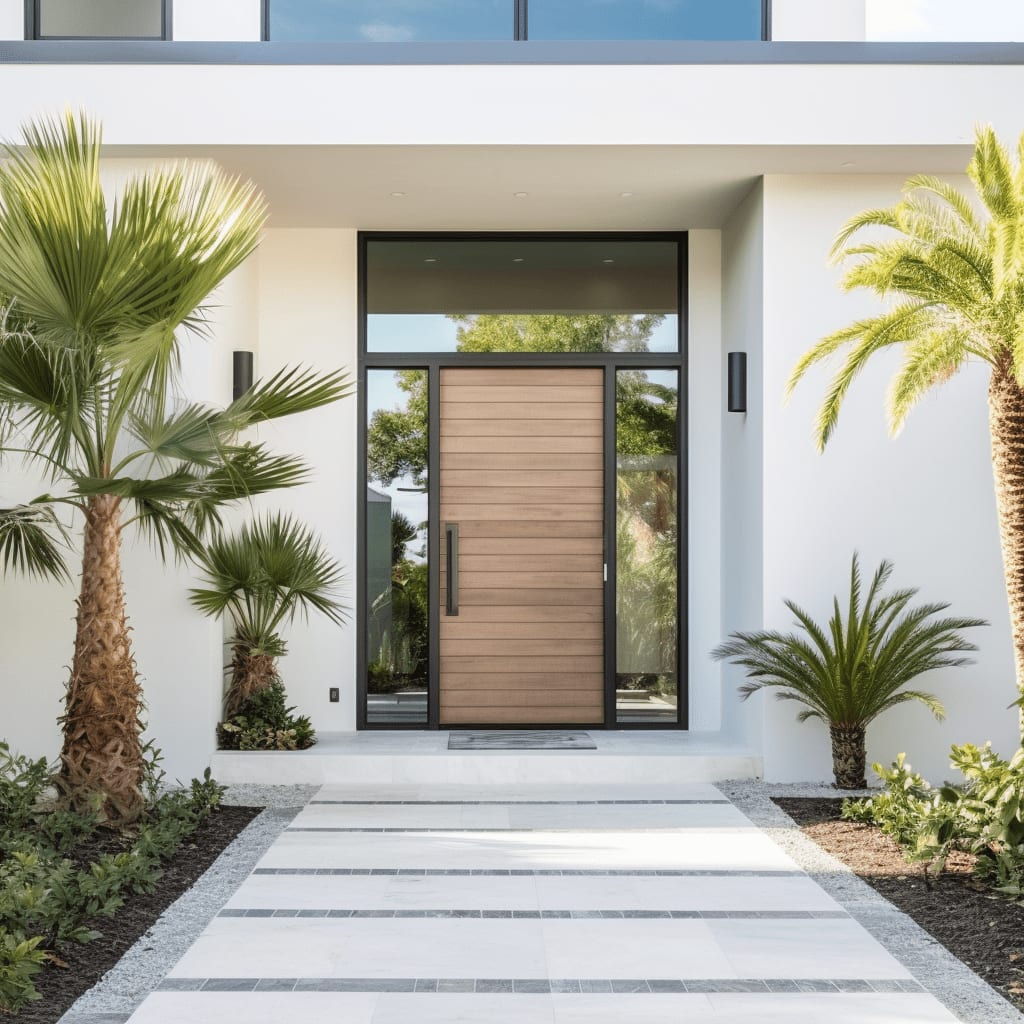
[{"left": 356, "top": 231, "right": 688, "bottom": 730}]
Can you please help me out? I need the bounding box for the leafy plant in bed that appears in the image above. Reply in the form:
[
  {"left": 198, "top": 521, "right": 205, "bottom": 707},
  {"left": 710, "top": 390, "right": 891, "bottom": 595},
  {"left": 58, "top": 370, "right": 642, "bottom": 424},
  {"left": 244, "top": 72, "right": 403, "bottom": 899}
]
[
  {"left": 846, "top": 745, "right": 1024, "bottom": 899},
  {"left": 0, "top": 742, "right": 225, "bottom": 1013}
]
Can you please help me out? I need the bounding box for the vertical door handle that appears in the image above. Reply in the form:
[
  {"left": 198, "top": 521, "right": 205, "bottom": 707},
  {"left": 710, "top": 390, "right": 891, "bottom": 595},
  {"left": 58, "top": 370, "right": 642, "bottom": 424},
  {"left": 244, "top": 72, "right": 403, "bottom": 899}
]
[{"left": 445, "top": 522, "right": 459, "bottom": 616}]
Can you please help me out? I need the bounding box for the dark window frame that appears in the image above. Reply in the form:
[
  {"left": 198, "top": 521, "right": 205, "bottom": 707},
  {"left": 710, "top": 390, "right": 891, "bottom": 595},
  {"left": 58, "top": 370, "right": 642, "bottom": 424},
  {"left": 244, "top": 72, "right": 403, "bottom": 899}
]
[
  {"left": 27, "top": 0, "right": 172, "bottom": 40},
  {"left": 357, "top": 231, "right": 689, "bottom": 732},
  {"left": 262, "top": 0, "right": 770, "bottom": 43}
]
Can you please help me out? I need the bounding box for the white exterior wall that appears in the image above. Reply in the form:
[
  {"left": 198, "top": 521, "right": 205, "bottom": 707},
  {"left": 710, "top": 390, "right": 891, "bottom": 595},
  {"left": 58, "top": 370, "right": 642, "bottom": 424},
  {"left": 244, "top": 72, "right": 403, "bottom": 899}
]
[
  {"left": 771, "top": 0, "right": 866, "bottom": 41},
  {"left": 250, "top": 230, "right": 360, "bottom": 732},
  {"left": 720, "top": 182, "right": 765, "bottom": 749},
  {"left": 687, "top": 230, "right": 724, "bottom": 732},
  {"left": 0, "top": 0, "right": 20, "bottom": 39},
  {"left": 172, "top": 0, "right": 262, "bottom": 41},
  {"left": 757, "top": 174, "right": 1018, "bottom": 783}
]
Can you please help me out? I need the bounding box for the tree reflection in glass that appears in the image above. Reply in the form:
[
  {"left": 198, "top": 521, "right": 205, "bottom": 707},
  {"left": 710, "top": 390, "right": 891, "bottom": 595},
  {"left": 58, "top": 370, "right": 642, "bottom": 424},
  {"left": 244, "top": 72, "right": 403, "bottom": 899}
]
[
  {"left": 616, "top": 369, "right": 679, "bottom": 723},
  {"left": 365, "top": 369, "right": 429, "bottom": 723}
]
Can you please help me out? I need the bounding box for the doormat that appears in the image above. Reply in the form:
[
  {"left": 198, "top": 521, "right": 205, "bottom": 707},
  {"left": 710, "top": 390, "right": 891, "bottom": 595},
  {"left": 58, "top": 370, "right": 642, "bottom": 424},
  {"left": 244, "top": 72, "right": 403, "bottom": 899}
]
[{"left": 448, "top": 731, "right": 596, "bottom": 750}]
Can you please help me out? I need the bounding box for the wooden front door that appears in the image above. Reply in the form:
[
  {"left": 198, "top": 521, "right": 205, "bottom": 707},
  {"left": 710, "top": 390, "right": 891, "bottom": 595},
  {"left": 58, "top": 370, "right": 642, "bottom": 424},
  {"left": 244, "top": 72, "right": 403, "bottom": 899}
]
[{"left": 439, "top": 367, "right": 605, "bottom": 725}]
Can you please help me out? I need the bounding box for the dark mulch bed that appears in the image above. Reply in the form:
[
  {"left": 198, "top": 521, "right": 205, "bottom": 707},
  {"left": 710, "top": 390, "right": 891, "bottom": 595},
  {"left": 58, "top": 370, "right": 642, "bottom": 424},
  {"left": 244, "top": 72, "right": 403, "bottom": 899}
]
[
  {"left": 15, "top": 805, "right": 262, "bottom": 1024},
  {"left": 775, "top": 797, "right": 1024, "bottom": 1013}
]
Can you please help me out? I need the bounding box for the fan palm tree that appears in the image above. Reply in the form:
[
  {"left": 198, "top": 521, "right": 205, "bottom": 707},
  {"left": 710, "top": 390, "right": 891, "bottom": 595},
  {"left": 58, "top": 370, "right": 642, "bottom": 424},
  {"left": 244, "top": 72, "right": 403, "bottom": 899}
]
[
  {"left": 712, "top": 554, "right": 985, "bottom": 788},
  {"left": 788, "top": 126, "right": 1024, "bottom": 727},
  {"left": 0, "top": 112, "right": 351, "bottom": 824},
  {"left": 189, "top": 513, "right": 346, "bottom": 718}
]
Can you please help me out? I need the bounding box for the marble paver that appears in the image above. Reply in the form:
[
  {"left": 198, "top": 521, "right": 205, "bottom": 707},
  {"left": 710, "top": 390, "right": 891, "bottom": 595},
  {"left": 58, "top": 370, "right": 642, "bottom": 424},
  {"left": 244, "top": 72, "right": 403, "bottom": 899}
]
[{"left": 123, "top": 782, "right": 960, "bottom": 1022}]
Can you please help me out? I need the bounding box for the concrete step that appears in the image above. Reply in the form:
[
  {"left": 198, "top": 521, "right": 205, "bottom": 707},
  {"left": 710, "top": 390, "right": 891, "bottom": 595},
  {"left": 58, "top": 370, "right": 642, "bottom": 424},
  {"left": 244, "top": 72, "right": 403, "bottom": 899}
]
[{"left": 209, "top": 731, "right": 762, "bottom": 785}]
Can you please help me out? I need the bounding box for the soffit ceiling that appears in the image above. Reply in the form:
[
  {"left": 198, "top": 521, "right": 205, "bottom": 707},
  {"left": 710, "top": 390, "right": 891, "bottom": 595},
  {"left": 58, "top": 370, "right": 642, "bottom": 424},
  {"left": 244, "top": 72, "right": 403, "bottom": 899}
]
[{"left": 104, "top": 143, "right": 974, "bottom": 230}]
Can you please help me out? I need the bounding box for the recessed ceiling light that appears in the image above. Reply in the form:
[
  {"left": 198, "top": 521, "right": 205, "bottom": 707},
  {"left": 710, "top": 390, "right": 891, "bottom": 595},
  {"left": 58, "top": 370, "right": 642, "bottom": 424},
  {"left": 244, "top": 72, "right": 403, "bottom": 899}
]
[
  {"left": 513, "top": 192, "right": 529, "bottom": 199},
  {"left": 602, "top": 258, "right": 615, "bottom": 264},
  {"left": 390, "top": 191, "right": 407, "bottom": 198},
  {"left": 424, "top": 257, "right": 438, "bottom": 263},
  {"left": 512, "top": 257, "right": 525, "bottom": 263},
  {"left": 620, "top": 191, "right": 634, "bottom": 197}
]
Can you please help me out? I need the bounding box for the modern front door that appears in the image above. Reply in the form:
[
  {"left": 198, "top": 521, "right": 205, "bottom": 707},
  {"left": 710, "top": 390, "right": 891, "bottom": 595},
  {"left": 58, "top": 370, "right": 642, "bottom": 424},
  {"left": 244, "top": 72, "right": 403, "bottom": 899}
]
[{"left": 438, "top": 367, "right": 605, "bottom": 725}]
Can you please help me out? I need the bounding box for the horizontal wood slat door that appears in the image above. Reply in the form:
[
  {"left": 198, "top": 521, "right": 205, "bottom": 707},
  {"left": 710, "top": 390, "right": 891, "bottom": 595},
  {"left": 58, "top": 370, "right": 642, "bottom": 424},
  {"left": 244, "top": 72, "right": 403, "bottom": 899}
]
[{"left": 439, "top": 367, "right": 605, "bottom": 725}]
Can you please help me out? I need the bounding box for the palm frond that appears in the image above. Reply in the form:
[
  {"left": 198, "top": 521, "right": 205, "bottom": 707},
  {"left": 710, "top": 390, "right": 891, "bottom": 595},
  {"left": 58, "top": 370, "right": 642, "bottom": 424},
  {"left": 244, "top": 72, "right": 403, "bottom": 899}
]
[
  {"left": 792, "top": 124, "right": 1024, "bottom": 444},
  {"left": 887, "top": 328, "right": 970, "bottom": 434},
  {"left": 0, "top": 502, "right": 69, "bottom": 580},
  {"left": 219, "top": 365, "right": 354, "bottom": 432},
  {"left": 712, "top": 553, "right": 986, "bottom": 729},
  {"left": 190, "top": 512, "right": 347, "bottom": 647}
]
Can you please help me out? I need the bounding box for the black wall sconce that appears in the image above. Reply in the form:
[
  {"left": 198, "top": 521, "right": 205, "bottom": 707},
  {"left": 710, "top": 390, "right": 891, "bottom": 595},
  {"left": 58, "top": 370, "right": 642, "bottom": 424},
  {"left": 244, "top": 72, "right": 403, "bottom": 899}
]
[
  {"left": 232, "top": 350, "right": 254, "bottom": 401},
  {"left": 727, "top": 351, "right": 747, "bottom": 413}
]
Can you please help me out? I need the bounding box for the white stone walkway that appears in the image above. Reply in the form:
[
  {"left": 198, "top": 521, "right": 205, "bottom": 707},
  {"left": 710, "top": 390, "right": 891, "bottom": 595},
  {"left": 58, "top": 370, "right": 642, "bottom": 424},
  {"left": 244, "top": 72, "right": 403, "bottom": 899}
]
[{"left": 125, "top": 782, "right": 958, "bottom": 1023}]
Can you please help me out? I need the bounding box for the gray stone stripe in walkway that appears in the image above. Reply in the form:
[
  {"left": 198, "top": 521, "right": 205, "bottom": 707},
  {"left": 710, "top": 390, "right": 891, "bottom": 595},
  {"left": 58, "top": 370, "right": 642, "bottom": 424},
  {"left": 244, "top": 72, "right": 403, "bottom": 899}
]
[
  {"left": 250, "top": 867, "right": 806, "bottom": 876},
  {"left": 309, "top": 799, "right": 731, "bottom": 805},
  {"left": 287, "top": 826, "right": 748, "bottom": 832},
  {"left": 217, "top": 908, "right": 850, "bottom": 919},
  {"left": 155, "top": 977, "right": 926, "bottom": 994}
]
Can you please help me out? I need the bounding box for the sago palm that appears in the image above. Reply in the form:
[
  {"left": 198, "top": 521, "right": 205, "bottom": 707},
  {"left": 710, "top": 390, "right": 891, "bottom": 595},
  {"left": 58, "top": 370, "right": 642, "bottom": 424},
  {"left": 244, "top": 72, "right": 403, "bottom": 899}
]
[
  {"left": 189, "top": 513, "right": 346, "bottom": 719},
  {"left": 789, "top": 125, "right": 1024, "bottom": 727},
  {"left": 712, "top": 555, "right": 985, "bottom": 787},
  {"left": 0, "top": 113, "right": 351, "bottom": 824}
]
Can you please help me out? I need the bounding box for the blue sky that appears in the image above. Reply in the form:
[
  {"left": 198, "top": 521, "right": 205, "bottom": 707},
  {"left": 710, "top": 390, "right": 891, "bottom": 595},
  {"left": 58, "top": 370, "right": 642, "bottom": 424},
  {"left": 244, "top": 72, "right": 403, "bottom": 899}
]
[{"left": 867, "top": 0, "right": 1024, "bottom": 40}]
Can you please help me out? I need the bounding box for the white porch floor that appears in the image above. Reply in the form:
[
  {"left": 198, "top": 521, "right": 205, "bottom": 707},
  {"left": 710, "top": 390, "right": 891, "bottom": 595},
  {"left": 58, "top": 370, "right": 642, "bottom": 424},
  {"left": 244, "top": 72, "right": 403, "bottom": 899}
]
[
  {"left": 124, "top": 781, "right": 959, "bottom": 1023},
  {"left": 209, "top": 730, "right": 763, "bottom": 785}
]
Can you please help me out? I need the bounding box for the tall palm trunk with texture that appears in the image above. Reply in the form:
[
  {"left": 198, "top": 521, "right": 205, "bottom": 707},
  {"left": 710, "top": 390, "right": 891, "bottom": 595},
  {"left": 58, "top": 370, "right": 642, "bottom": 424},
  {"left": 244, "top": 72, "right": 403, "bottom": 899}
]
[
  {"left": 60, "top": 495, "right": 145, "bottom": 823},
  {"left": 989, "top": 364, "right": 1024, "bottom": 730}
]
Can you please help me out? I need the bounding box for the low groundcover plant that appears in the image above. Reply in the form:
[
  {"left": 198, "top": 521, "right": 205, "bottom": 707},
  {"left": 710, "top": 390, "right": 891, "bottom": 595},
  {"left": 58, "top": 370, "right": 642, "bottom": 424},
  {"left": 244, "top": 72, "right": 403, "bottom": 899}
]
[{"left": 0, "top": 742, "right": 224, "bottom": 1012}]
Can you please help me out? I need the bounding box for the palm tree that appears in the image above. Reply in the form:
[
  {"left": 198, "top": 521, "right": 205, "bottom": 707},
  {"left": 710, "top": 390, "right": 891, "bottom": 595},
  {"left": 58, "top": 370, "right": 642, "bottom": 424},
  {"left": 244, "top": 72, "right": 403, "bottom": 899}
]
[
  {"left": 0, "top": 113, "right": 351, "bottom": 824},
  {"left": 189, "top": 513, "right": 346, "bottom": 719},
  {"left": 713, "top": 555, "right": 984, "bottom": 787},
  {"left": 789, "top": 126, "right": 1024, "bottom": 726}
]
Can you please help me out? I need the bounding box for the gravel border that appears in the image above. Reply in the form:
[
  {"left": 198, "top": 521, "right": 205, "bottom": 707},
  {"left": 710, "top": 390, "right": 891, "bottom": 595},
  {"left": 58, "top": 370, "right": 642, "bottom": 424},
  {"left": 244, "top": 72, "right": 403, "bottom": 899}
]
[
  {"left": 721, "top": 779, "right": 1024, "bottom": 1024},
  {"left": 57, "top": 785, "right": 318, "bottom": 1024}
]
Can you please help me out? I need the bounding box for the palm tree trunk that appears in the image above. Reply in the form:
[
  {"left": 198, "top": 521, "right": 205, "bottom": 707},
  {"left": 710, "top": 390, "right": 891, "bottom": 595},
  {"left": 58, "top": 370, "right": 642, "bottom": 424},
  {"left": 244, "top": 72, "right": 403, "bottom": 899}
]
[
  {"left": 989, "top": 366, "right": 1024, "bottom": 736},
  {"left": 223, "top": 641, "right": 278, "bottom": 719},
  {"left": 59, "top": 494, "right": 145, "bottom": 825},
  {"left": 830, "top": 724, "right": 866, "bottom": 789}
]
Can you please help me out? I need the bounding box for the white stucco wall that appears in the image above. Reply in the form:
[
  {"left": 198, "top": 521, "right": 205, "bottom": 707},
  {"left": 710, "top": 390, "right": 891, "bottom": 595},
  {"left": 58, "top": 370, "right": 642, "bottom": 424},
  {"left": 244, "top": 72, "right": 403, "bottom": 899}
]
[
  {"left": 0, "top": 0, "right": 20, "bottom": 39},
  {"left": 757, "top": 174, "right": 1019, "bottom": 783},
  {"left": 249, "top": 229, "right": 360, "bottom": 732},
  {"left": 720, "top": 181, "right": 766, "bottom": 750},
  {"left": 771, "top": 0, "right": 866, "bottom": 41},
  {"left": 688, "top": 230, "right": 724, "bottom": 731}
]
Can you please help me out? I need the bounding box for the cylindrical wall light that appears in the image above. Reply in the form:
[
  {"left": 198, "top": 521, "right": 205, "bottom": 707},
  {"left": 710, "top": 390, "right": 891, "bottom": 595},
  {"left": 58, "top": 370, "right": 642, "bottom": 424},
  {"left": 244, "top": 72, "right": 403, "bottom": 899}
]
[
  {"left": 727, "top": 351, "right": 747, "bottom": 413},
  {"left": 232, "top": 350, "right": 254, "bottom": 401}
]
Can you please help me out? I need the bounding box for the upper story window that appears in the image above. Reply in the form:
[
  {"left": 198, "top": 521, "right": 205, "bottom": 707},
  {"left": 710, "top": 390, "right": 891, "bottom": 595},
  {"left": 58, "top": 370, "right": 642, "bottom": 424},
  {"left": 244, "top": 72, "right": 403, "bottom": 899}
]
[
  {"left": 267, "top": 0, "right": 765, "bottom": 42},
  {"left": 33, "top": 0, "right": 166, "bottom": 39}
]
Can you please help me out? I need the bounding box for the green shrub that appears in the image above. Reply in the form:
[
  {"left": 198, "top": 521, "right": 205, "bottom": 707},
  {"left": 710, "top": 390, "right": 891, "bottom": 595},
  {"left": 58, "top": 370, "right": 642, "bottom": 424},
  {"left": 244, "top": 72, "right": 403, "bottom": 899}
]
[
  {"left": 844, "top": 744, "right": 1024, "bottom": 896},
  {"left": 0, "top": 744, "right": 227, "bottom": 1013},
  {"left": 217, "top": 681, "right": 316, "bottom": 751},
  {"left": 0, "top": 931, "right": 45, "bottom": 1013}
]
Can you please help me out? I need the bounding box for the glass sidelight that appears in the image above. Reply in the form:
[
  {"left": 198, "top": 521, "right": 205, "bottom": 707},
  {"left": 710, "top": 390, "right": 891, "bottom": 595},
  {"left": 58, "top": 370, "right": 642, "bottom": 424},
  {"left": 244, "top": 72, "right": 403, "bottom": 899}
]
[
  {"left": 615, "top": 369, "right": 679, "bottom": 723},
  {"left": 365, "top": 369, "right": 429, "bottom": 724}
]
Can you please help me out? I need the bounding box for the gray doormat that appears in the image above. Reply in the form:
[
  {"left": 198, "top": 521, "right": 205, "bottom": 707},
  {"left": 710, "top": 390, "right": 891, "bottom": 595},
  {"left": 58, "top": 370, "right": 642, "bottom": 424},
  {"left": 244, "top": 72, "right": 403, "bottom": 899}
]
[{"left": 448, "top": 731, "right": 596, "bottom": 750}]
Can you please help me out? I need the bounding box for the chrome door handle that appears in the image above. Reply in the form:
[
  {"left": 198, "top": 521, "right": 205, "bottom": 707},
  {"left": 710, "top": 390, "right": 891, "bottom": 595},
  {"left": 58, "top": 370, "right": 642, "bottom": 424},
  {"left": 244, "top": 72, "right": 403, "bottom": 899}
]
[{"left": 445, "top": 522, "right": 459, "bottom": 616}]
